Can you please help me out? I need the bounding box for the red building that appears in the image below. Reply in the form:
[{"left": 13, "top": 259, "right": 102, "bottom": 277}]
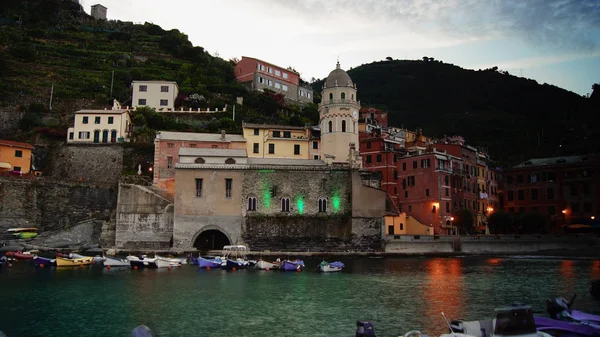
[
  {"left": 502, "top": 154, "right": 600, "bottom": 232},
  {"left": 359, "top": 107, "right": 388, "bottom": 128}
]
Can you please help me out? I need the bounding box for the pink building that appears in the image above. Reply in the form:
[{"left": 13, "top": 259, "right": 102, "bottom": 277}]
[{"left": 153, "top": 131, "right": 246, "bottom": 196}]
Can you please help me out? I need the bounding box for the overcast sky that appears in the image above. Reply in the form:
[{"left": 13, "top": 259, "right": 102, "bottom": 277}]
[{"left": 83, "top": 0, "right": 600, "bottom": 96}]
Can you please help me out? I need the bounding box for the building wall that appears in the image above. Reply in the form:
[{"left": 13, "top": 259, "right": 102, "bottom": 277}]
[
  {"left": 243, "top": 126, "right": 310, "bottom": 159},
  {"left": 91, "top": 5, "right": 107, "bottom": 20},
  {"left": 132, "top": 81, "right": 178, "bottom": 110},
  {"left": 385, "top": 214, "right": 432, "bottom": 235},
  {"left": 0, "top": 145, "right": 32, "bottom": 174},
  {"left": 47, "top": 144, "right": 124, "bottom": 184},
  {"left": 67, "top": 112, "right": 130, "bottom": 143},
  {"left": 253, "top": 73, "right": 300, "bottom": 101}
]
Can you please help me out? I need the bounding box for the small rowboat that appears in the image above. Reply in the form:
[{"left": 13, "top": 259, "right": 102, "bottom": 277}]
[
  {"left": 56, "top": 256, "right": 92, "bottom": 267},
  {"left": 103, "top": 256, "right": 130, "bottom": 267},
  {"left": 256, "top": 259, "right": 281, "bottom": 270},
  {"left": 198, "top": 257, "right": 222, "bottom": 269},
  {"left": 280, "top": 259, "right": 305, "bottom": 271},
  {"left": 6, "top": 227, "right": 38, "bottom": 233},
  {"left": 12, "top": 232, "right": 38, "bottom": 239},
  {"left": 34, "top": 256, "right": 56, "bottom": 267},
  {"left": 5, "top": 251, "right": 34, "bottom": 260},
  {"left": 319, "top": 261, "right": 344, "bottom": 273}
]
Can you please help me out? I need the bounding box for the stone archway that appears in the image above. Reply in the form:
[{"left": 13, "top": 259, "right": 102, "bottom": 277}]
[{"left": 192, "top": 226, "right": 232, "bottom": 252}]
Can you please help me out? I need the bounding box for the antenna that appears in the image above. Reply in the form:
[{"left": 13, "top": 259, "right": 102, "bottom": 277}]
[{"left": 441, "top": 312, "right": 454, "bottom": 335}]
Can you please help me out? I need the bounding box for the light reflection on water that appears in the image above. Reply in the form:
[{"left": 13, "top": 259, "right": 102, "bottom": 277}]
[{"left": 0, "top": 256, "right": 599, "bottom": 337}]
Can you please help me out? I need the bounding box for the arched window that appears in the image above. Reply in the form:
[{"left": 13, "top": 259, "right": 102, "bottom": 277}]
[
  {"left": 329, "top": 93, "right": 333, "bottom": 100},
  {"left": 248, "top": 197, "right": 257, "bottom": 211},
  {"left": 328, "top": 120, "right": 332, "bottom": 133},
  {"left": 281, "top": 198, "right": 290, "bottom": 212},
  {"left": 225, "top": 158, "right": 236, "bottom": 164},
  {"left": 341, "top": 120, "right": 346, "bottom": 132},
  {"left": 102, "top": 130, "right": 109, "bottom": 143},
  {"left": 195, "top": 158, "right": 205, "bottom": 164},
  {"left": 341, "top": 92, "right": 346, "bottom": 99},
  {"left": 93, "top": 130, "right": 100, "bottom": 143},
  {"left": 318, "top": 198, "right": 328, "bottom": 213},
  {"left": 110, "top": 130, "right": 118, "bottom": 143},
  {"left": 351, "top": 94, "right": 354, "bottom": 101}
]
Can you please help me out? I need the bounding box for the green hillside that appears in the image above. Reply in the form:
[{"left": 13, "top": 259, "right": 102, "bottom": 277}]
[{"left": 313, "top": 60, "right": 599, "bottom": 167}]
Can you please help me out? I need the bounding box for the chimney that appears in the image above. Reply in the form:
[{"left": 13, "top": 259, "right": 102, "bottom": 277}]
[{"left": 221, "top": 130, "right": 226, "bottom": 141}]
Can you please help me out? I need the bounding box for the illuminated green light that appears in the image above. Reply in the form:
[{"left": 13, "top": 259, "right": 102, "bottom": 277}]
[
  {"left": 332, "top": 195, "right": 341, "bottom": 212},
  {"left": 297, "top": 197, "right": 304, "bottom": 214}
]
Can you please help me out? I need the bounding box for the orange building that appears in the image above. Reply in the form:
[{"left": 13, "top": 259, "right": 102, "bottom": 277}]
[{"left": 0, "top": 140, "right": 34, "bottom": 174}]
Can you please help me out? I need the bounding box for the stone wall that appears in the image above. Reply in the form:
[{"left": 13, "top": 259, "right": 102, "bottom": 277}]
[
  {"left": 115, "top": 183, "right": 174, "bottom": 249},
  {"left": 47, "top": 144, "right": 124, "bottom": 184},
  {"left": 0, "top": 176, "right": 116, "bottom": 242},
  {"left": 0, "top": 107, "right": 21, "bottom": 138}
]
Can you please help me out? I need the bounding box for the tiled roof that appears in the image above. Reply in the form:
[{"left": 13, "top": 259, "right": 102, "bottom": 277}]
[
  {"left": 157, "top": 131, "right": 246, "bottom": 142},
  {"left": 247, "top": 158, "right": 326, "bottom": 166},
  {"left": 178, "top": 148, "right": 247, "bottom": 157},
  {"left": 75, "top": 109, "right": 129, "bottom": 114},
  {"left": 242, "top": 123, "right": 306, "bottom": 131},
  {"left": 240, "top": 56, "right": 299, "bottom": 75},
  {"left": 0, "top": 139, "right": 34, "bottom": 149}
]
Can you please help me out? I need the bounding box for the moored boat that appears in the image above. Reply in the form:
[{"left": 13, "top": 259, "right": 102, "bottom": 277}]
[
  {"left": 221, "top": 245, "right": 250, "bottom": 270},
  {"left": 223, "top": 258, "right": 249, "bottom": 270},
  {"left": 256, "top": 259, "right": 280, "bottom": 270},
  {"left": 103, "top": 256, "right": 130, "bottom": 267},
  {"left": 319, "top": 261, "right": 344, "bottom": 273},
  {"left": 6, "top": 227, "right": 38, "bottom": 233},
  {"left": 155, "top": 255, "right": 186, "bottom": 265},
  {"left": 6, "top": 251, "right": 34, "bottom": 260},
  {"left": 127, "top": 255, "right": 157, "bottom": 269},
  {"left": 56, "top": 256, "right": 93, "bottom": 267},
  {"left": 189, "top": 256, "right": 199, "bottom": 265},
  {"left": 280, "top": 259, "right": 304, "bottom": 272},
  {"left": 33, "top": 256, "right": 56, "bottom": 266},
  {"left": 11, "top": 232, "right": 38, "bottom": 239},
  {"left": 198, "top": 256, "right": 222, "bottom": 269}
]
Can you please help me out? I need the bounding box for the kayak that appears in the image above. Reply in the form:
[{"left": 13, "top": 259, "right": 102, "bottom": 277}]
[
  {"left": 11, "top": 232, "right": 38, "bottom": 239},
  {"left": 6, "top": 227, "right": 38, "bottom": 233}
]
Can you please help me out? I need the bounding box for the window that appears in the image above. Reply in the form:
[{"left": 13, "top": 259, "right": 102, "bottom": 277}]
[
  {"left": 69, "top": 132, "right": 74, "bottom": 140},
  {"left": 225, "top": 158, "right": 236, "bottom": 164},
  {"left": 294, "top": 144, "right": 300, "bottom": 155},
  {"left": 281, "top": 198, "right": 290, "bottom": 212},
  {"left": 161, "top": 86, "right": 169, "bottom": 92},
  {"left": 408, "top": 176, "right": 416, "bottom": 186},
  {"left": 225, "top": 179, "right": 232, "bottom": 198},
  {"left": 425, "top": 189, "right": 430, "bottom": 196},
  {"left": 531, "top": 188, "right": 538, "bottom": 200},
  {"left": 253, "top": 128, "right": 259, "bottom": 136},
  {"left": 94, "top": 116, "right": 101, "bottom": 124},
  {"left": 259, "top": 64, "right": 265, "bottom": 71},
  {"left": 507, "top": 191, "right": 514, "bottom": 201},
  {"left": 93, "top": 130, "right": 100, "bottom": 143},
  {"left": 108, "top": 116, "right": 114, "bottom": 124},
  {"left": 517, "top": 190, "right": 524, "bottom": 200},
  {"left": 376, "top": 154, "right": 382, "bottom": 163},
  {"left": 268, "top": 144, "right": 275, "bottom": 154},
  {"left": 445, "top": 188, "right": 449, "bottom": 196},
  {"left": 393, "top": 170, "right": 398, "bottom": 180},
  {"left": 111, "top": 130, "right": 117, "bottom": 143},
  {"left": 421, "top": 158, "right": 430, "bottom": 168},
  {"left": 82, "top": 116, "right": 89, "bottom": 124},
  {"left": 583, "top": 184, "right": 591, "bottom": 196},
  {"left": 517, "top": 175, "right": 523, "bottom": 183},
  {"left": 248, "top": 197, "right": 257, "bottom": 211},
  {"left": 283, "top": 131, "right": 291, "bottom": 138},
  {"left": 78, "top": 131, "right": 90, "bottom": 139},
  {"left": 275, "top": 70, "right": 281, "bottom": 76},
  {"left": 402, "top": 163, "right": 406, "bottom": 171},
  {"left": 259, "top": 77, "right": 264, "bottom": 84},
  {"left": 413, "top": 161, "right": 417, "bottom": 169},
  {"left": 314, "top": 155, "right": 319, "bottom": 160},
  {"left": 341, "top": 92, "right": 346, "bottom": 99},
  {"left": 195, "top": 179, "right": 203, "bottom": 197},
  {"left": 211, "top": 145, "right": 218, "bottom": 149},
  {"left": 190, "top": 144, "right": 196, "bottom": 148},
  {"left": 329, "top": 93, "right": 333, "bottom": 100},
  {"left": 267, "top": 67, "right": 272, "bottom": 74},
  {"left": 160, "top": 99, "right": 168, "bottom": 106},
  {"left": 167, "top": 156, "right": 173, "bottom": 169},
  {"left": 571, "top": 203, "right": 580, "bottom": 213},
  {"left": 275, "top": 82, "right": 281, "bottom": 89},
  {"left": 282, "top": 85, "right": 288, "bottom": 91},
  {"left": 138, "top": 99, "right": 146, "bottom": 105},
  {"left": 272, "top": 131, "right": 281, "bottom": 138},
  {"left": 446, "top": 202, "right": 450, "bottom": 213},
  {"left": 13, "top": 166, "right": 21, "bottom": 171},
  {"left": 318, "top": 198, "right": 328, "bottom": 212},
  {"left": 313, "top": 141, "right": 318, "bottom": 149},
  {"left": 408, "top": 205, "right": 412, "bottom": 212},
  {"left": 328, "top": 121, "right": 332, "bottom": 133},
  {"left": 570, "top": 184, "right": 577, "bottom": 196},
  {"left": 366, "top": 155, "right": 372, "bottom": 164},
  {"left": 139, "top": 85, "right": 147, "bottom": 92},
  {"left": 283, "top": 72, "right": 288, "bottom": 79},
  {"left": 444, "top": 176, "right": 449, "bottom": 186},
  {"left": 14, "top": 150, "right": 22, "bottom": 158},
  {"left": 167, "top": 143, "right": 174, "bottom": 148},
  {"left": 253, "top": 143, "right": 259, "bottom": 153},
  {"left": 267, "top": 80, "right": 273, "bottom": 86}
]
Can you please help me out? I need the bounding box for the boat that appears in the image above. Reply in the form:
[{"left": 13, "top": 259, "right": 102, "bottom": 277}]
[
  {"left": 127, "top": 255, "right": 157, "bottom": 269},
  {"left": 592, "top": 280, "right": 600, "bottom": 299},
  {"left": 198, "top": 256, "right": 222, "bottom": 269},
  {"left": 189, "top": 256, "right": 199, "bottom": 265},
  {"left": 319, "top": 260, "right": 344, "bottom": 273},
  {"left": 545, "top": 295, "right": 600, "bottom": 325},
  {"left": 33, "top": 256, "right": 56, "bottom": 267},
  {"left": 11, "top": 232, "right": 38, "bottom": 239},
  {"left": 221, "top": 245, "right": 250, "bottom": 270},
  {"left": 154, "top": 258, "right": 174, "bottom": 268},
  {"left": 69, "top": 253, "right": 104, "bottom": 264},
  {"left": 535, "top": 295, "right": 600, "bottom": 337},
  {"left": 255, "top": 258, "right": 280, "bottom": 270},
  {"left": 280, "top": 259, "right": 304, "bottom": 271},
  {"left": 55, "top": 252, "right": 70, "bottom": 258},
  {"left": 102, "top": 256, "right": 130, "bottom": 267},
  {"left": 356, "top": 321, "right": 376, "bottom": 337},
  {"left": 443, "top": 305, "right": 554, "bottom": 337},
  {"left": 155, "top": 254, "right": 186, "bottom": 265},
  {"left": 6, "top": 227, "right": 38, "bottom": 233},
  {"left": 5, "top": 251, "right": 34, "bottom": 260},
  {"left": 0, "top": 256, "right": 7, "bottom": 266},
  {"left": 55, "top": 256, "right": 93, "bottom": 267}
]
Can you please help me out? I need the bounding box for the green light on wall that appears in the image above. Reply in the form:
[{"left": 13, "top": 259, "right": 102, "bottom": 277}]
[
  {"left": 297, "top": 197, "right": 304, "bottom": 214},
  {"left": 332, "top": 194, "right": 341, "bottom": 212},
  {"left": 262, "top": 188, "right": 271, "bottom": 208}
]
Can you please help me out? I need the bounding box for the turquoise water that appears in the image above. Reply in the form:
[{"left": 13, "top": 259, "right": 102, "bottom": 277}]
[{"left": 1, "top": 257, "right": 599, "bottom": 337}]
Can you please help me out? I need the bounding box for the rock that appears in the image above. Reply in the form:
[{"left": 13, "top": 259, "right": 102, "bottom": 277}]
[
  {"left": 0, "top": 245, "right": 24, "bottom": 252},
  {"left": 106, "top": 248, "right": 117, "bottom": 256},
  {"left": 85, "top": 247, "right": 104, "bottom": 254}
]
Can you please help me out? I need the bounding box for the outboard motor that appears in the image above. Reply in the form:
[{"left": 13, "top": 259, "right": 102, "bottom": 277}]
[
  {"left": 546, "top": 296, "right": 571, "bottom": 319},
  {"left": 356, "top": 321, "right": 375, "bottom": 337}
]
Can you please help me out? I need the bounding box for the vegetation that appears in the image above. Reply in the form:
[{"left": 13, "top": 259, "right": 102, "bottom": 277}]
[{"left": 487, "top": 211, "right": 548, "bottom": 234}]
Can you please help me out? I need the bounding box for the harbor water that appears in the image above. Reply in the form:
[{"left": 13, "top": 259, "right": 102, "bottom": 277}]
[{"left": 1, "top": 256, "right": 599, "bottom": 337}]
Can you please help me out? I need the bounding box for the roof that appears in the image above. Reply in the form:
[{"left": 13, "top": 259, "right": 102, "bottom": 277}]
[
  {"left": 242, "top": 123, "right": 306, "bottom": 131},
  {"left": 240, "top": 56, "right": 299, "bottom": 75},
  {"left": 514, "top": 155, "right": 595, "bottom": 168},
  {"left": 75, "top": 109, "right": 129, "bottom": 115},
  {"left": 132, "top": 80, "right": 178, "bottom": 85},
  {"left": 0, "top": 140, "right": 34, "bottom": 150},
  {"left": 92, "top": 4, "right": 107, "bottom": 9},
  {"left": 178, "top": 148, "right": 247, "bottom": 157},
  {"left": 325, "top": 61, "right": 354, "bottom": 88},
  {"left": 157, "top": 131, "right": 246, "bottom": 142},
  {"left": 247, "top": 158, "right": 326, "bottom": 166}
]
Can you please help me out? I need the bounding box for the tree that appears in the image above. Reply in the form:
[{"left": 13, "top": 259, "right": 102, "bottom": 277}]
[
  {"left": 386, "top": 56, "right": 393, "bottom": 61},
  {"left": 517, "top": 212, "right": 548, "bottom": 234},
  {"left": 453, "top": 209, "right": 474, "bottom": 235},
  {"left": 487, "top": 211, "right": 515, "bottom": 234}
]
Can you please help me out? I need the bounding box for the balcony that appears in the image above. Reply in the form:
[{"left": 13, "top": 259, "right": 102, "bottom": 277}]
[
  {"left": 318, "top": 99, "right": 360, "bottom": 109},
  {"left": 435, "top": 166, "right": 453, "bottom": 173}
]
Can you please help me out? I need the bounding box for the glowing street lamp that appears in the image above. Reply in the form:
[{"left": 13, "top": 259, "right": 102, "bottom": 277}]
[{"left": 592, "top": 216, "right": 596, "bottom": 220}]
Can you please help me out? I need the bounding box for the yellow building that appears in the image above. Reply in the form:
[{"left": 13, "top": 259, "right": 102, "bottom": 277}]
[
  {"left": 67, "top": 102, "right": 132, "bottom": 144},
  {"left": 0, "top": 140, "right": 34, "bottom": 174},
  {"left": 385, "top": 213, "right": 433, "bottom": 235},
  {"left": 242, "top": 123, "right": 319, "bottom": 160}
]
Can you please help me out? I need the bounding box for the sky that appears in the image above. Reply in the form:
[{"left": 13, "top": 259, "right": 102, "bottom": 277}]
[{"left": 82, "top": 0, "right": 600, "bottom": 96}]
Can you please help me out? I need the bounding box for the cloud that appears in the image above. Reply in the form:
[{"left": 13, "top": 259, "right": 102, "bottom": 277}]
[{"left": 258, "top": 0, "right": 600, "bottom": 52}]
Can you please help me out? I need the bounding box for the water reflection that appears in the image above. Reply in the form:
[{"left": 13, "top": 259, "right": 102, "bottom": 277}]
[
  {"left": 560, "top": 260, "right": 575, "bottom": 294},
  {"left": 423, "top": 258, "right": 464, "bottom": 328},
  {"left": 591, "top": 261, "right": 600, "bottom": 280}
]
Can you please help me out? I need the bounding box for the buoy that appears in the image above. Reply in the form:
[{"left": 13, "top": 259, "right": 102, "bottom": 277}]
[
  {"left": 133, "top": 266, "right": 138, "bottom": 270},
  {"left": 40, "top": 264, "right": 45, "bottom": 269},
  {"left": 79, "top": 264, "right": 84, "bottom": 268},
  {"left": 266, "top": 268, "right": 270, "bottom": 271},
  {"left": 206, "top": 266, "right": 210, "bottom": 271},
  {"left": 168, "top": 266, "right": 171, "bottom": 271},
  {"left": 232, "top": 267, "right": 236, "bottom": 272},
  {"left": 8, "top": 263, "right": 12, "bottom": 268},
  {"left": 106, "top": 265, "right": 111, "bottom": 270},
  {"left": 297, "top": 268, "right": 301, "bottom": 273},
  {"left": 92, "top": 260, "right": 96, "bottom": 264}
]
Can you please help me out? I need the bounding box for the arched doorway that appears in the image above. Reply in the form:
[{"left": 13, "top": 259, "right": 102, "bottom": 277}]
[{"left": 193, "top": 229, "right": 231, "bottom": 252}]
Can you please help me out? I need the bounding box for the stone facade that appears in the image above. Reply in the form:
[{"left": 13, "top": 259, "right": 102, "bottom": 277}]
[{"left": 47, "top": 144, "right": 124, "bottom": 185}]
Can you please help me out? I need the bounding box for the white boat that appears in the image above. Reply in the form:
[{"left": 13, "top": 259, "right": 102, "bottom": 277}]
[
  {"left": 441, "top": 305, "right": 553, "bottom": 337},
  {"left": 155, "top": 255, "right": 186, "bottom": 265},
  {"left": 103, "top": 256, "right": 130, "bottom": 267},
  {"left": 256, "top": 259, "right": 280, "bottom": 270},
  {"left": 319, "top": 260, "right": 345, "bottom": 272},
  {"left": 221, "top": 245, "right": 250, "bottom": 269},
  {"left": 154, "top": 258, "right": 177, "bottom": 268},
  {"left": 127, "top": 255, "right": 157, "bottom": 268}
]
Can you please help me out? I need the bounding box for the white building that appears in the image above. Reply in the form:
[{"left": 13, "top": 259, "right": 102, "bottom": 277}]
[
  {"left": 91, "top": 4, "right": 107, "bottom": 20},
  {"left": 67, "top": 101, "right": 132, "bottom": 143},
  {"left": 131, "top": 81, "right": 179, "bottom": 111}
]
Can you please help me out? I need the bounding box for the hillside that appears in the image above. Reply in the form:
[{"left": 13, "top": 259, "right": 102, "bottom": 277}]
[{"left": 313, "top": 60, "right": 599, "bottom": 167}]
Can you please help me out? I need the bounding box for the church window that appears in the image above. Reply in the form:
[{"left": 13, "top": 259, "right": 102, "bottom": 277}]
[
  {"left": 329, "top": 93, "right": 333, "bottom": 100},
  {"left": 342, "top": 120, "right": 346, "bottom": 132},
  {"left": 318, "top": 198, "right": 328, "bottom": 213},
  {"left": 281, "top": 198, "right": 290, "bottom": 212},
  {"left": 341, "top": 92, "right": 346, "bottom": 99},
  {"left": 351, "top": 94, "right": 354, "bottom": 101},
  {"left": 247, "top": 197, "right": 257, "bottom": 211},
  {"left": 328, "top": 121, "right": 332, "bottom": 133}
]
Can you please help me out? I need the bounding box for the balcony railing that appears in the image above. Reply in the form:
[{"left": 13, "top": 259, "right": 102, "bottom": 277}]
[{"left": 318, "top": 99, "right": 360, "bottom": 107}]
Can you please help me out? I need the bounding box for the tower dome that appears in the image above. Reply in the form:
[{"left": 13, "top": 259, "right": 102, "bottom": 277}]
[{"left": 325, "top": 61, "right": 354, "bottom": 88}]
